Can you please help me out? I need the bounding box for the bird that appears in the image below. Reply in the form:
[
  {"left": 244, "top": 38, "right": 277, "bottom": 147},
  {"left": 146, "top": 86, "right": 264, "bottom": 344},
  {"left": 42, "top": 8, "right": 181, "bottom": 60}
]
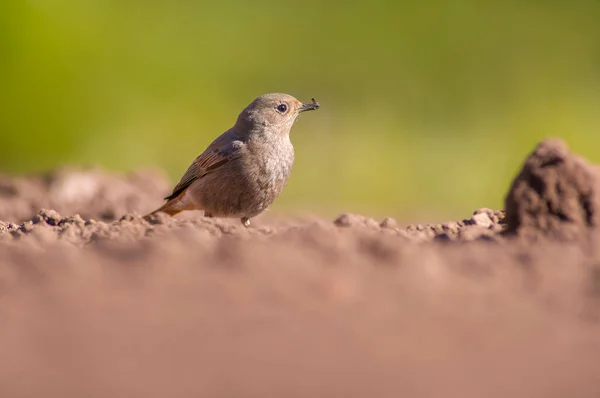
[{"left": 144, "top": 93, "right": 320, "bottom": 227}]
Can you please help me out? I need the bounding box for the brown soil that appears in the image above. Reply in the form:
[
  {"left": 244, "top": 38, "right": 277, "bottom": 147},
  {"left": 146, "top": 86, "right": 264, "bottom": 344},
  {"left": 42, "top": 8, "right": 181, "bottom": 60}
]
[{"left": 1, "top": 139, "right": 600, "bottom": 397}]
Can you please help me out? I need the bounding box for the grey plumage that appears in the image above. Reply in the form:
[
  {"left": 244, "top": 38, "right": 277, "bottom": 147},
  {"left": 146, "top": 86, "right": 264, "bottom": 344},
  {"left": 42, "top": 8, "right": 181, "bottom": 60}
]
[{"left": 145, "top": 93, "right": 319, "bottom": 227}]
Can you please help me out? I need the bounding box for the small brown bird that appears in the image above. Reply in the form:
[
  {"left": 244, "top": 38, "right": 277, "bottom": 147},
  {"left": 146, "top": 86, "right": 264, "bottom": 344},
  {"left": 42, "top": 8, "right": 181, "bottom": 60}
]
[{"left": 144, "top": 93, "right": 320, "bottom": 227}]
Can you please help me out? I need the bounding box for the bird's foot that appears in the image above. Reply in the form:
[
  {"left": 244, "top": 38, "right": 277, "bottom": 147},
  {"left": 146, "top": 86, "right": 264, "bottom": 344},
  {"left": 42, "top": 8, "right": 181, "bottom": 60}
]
[{"left": 241, "top": 217, "right": 251, "bottom": 228}]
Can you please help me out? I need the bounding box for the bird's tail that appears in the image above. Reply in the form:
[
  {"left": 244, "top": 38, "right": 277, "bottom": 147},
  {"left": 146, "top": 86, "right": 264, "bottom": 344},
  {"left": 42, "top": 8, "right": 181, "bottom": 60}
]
[{"left": 143, "top": 196, "right": 185, "bottom": 221}]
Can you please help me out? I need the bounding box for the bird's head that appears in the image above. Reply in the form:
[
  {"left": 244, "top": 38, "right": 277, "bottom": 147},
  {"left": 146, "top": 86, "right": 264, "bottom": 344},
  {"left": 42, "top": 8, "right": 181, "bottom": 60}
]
[{"left": 234, "top": 93, "right": 319, "bottom": 136}]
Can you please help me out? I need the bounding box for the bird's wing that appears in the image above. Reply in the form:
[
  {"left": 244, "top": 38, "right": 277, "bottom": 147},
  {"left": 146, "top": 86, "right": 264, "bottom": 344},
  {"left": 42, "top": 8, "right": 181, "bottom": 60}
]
[{"left": 165, "top": 135, "right": 243, "bottom": 201}]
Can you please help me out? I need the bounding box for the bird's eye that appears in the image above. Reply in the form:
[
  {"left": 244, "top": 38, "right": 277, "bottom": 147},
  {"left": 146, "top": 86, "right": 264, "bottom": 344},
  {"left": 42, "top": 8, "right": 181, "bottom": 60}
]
[{"left": 276, "top": 104, "right": 288, "bottom": 113}]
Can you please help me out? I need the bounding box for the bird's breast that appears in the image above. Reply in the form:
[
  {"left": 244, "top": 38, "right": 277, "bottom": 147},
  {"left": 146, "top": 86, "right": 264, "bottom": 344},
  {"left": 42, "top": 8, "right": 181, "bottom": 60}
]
[{"left": 246, "top": 138, "right": 294, "bottom": 193}]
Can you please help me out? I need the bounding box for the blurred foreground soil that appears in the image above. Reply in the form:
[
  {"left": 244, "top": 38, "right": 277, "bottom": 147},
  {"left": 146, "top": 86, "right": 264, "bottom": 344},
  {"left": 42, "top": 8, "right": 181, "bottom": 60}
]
[{"left": 1, "top": 139, "right": 600, "bottom": 397}]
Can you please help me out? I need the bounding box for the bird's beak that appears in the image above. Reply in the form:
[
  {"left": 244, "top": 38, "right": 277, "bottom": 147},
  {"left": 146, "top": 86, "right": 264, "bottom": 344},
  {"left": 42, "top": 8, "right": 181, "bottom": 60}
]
[{"left": 297, "top": 98, "right": 320, "bottom": 113}]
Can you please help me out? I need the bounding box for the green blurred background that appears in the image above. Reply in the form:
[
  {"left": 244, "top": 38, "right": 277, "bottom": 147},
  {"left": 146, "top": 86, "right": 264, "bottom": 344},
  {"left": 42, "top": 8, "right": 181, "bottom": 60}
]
[{"left": 1, "top": 0, "right": 599, "bottom": 221}]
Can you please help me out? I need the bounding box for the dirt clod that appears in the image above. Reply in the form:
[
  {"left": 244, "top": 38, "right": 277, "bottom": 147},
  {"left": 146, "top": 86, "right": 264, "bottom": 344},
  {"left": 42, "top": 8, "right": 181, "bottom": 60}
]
[
  {"left": 504, "top": 138, "right": 600, "bottom": 240},
  {"left": 380, "top": 217, "right": 398, "bottom": 229},
  {"left": 333, "top": 213, "right": 379, "bottom": 229},
  {"left": 472, "top": 211, "right": 492, "bottom": 228}
]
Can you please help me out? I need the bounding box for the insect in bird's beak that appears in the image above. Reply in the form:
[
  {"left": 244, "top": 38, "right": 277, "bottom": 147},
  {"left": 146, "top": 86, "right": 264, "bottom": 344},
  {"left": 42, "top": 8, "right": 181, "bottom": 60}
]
[{"left": 297, "top": 98, "right": 320, "bottom": 113}]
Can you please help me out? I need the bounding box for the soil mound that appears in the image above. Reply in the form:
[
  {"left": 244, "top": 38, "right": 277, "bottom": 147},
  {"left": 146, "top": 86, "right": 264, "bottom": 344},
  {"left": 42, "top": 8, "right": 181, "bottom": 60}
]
[
  {"left": 504, "top": 138, "right": 600, "bottom": 240},
  {"left": 0, "top": 166, "right": 170, "bottom": 223}
]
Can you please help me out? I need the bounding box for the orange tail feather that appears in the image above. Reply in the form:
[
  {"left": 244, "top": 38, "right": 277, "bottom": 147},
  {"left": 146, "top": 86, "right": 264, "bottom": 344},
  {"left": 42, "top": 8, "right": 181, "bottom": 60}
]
[{"left": 143, "top": 197, "right": 185, "bottom": 221}]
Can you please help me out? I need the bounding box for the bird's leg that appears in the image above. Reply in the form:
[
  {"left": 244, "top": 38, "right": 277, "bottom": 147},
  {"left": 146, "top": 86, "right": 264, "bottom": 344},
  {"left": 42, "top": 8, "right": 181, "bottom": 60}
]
[
  {"left": 241, "top": 217, "right": 251, "bottom": 228},
  {"left": 205, "top": 212, "right": 213, "bottom": 218}
]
